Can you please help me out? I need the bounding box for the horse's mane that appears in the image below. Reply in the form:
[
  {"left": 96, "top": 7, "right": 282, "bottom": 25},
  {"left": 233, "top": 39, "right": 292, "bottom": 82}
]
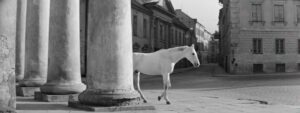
[
  {"left": 153, "top": 46, "right": 189, "bottom": 55},
  {"left": 166, "top": 46, "right": 189, "bottom": 52}
]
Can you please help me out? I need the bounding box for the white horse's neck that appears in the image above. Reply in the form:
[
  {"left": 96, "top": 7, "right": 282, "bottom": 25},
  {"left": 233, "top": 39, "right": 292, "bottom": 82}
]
[{"left": 169, "top": 50, "right": 186, "bottom": 64}]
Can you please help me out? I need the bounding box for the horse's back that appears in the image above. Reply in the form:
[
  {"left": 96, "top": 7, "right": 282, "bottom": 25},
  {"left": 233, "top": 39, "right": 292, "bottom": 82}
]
[{"left": 133, "top": 52, "right": 162, "bottom": 75}]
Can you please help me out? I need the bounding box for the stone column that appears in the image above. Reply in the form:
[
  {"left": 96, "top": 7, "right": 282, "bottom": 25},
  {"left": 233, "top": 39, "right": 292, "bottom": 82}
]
[
  {"left": 15, "top": 0, "right": 27, "bottom": 82},
  {"left": 78, "top": 0, "right": 139, "bottom": 106},
  {"left": 19, "top": 0, "right": 50, "bottom": 87},
  {"left": 40, "top": 0, "right": 86, "bottom": 95},
  {"left": 0, "top": 0, "right": 17, "bottom": 112}
]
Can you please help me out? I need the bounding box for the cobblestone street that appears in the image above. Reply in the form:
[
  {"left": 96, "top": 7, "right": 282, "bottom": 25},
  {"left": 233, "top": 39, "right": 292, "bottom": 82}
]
[{"left": 17, "top": 64, "right": 300, "bottom": 113}]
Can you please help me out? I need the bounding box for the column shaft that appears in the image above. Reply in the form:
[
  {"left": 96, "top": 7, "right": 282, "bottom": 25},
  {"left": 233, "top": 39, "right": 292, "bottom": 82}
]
[
  {"left": 78, "top": 0, "right": 139, "bottom": 106},
  {"left": 19, "top": 0, "right": 50, "bottom": 87},
  {"left": 40, "top": 0, "right": 86, "bottom": 95},
  {"left": 0, "top": 0, "right": 17, "bottom": 111},
  {"left": 15, "top": 0, "right": 27, "bottom": 82}
]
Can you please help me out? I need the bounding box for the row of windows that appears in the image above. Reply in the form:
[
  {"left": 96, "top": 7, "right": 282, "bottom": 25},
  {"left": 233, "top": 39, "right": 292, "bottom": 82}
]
[
  {"left": 171, "top": 29, "right": 185, "bottom": 45},
  {"left": 132, "top": 15, "right": 189, "bottom": 46},
  {"left": 132, "top": 15, "right": 148, "bottom": 38},
  {"left": 253, "top": 63, "right": 287, "bottom": 73},
  {"left": 253, "top": 63, "right": 300, "bottom": 73},
  {"left": 251, "top": 4, "right": 300, "bottom": 23},
  {"left": 252, "top": 38, "right": 299, "bottom": 54}
]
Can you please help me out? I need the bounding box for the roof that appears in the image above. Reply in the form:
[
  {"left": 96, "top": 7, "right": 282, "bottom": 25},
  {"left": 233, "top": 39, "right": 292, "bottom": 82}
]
[
  {"left": 173, "top": 18, "right": 190, "bottom": 30},
  {"left": 132, "top": 0, "right": 152, "bottom": 14},
  {"left": 175, "top": 9, "right": 206, "bottom": 29}
]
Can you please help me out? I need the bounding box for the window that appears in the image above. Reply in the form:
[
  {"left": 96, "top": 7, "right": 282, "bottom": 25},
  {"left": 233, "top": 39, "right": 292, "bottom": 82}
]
[
  {"left": 200, "top": 31, "right": 204, "bottom": 38},
  {"left": 183, "top": 33, "right": 186, "bottom": 45},
  {"left": 298, "top": 63, "right": 300, "bottom": 71},
  {"left": 253, "top": 64, "right": 264, "bottom": 73},
  {"left": 177, "top": 30, "right": 180, "bottom": 45},
  {"left": 133, "top": 15, "right": 138, "bottom": 36},
  {"left": 274, "top": 5, "right": 284, "bottom": 22},
  {"left": 160, "top": 24, "right": 163, "bottom": 41},
  {"left": 143, "top": 19, "right": 147, "bottom": 38},
  {"left": 174, "top": 30, "right": 177, "bottom": 44},
  {"left": 253, "top": 38, "right": 263, "bottom": 54},
  {"left": 275, "top": 39, "right": 285, "bottom": 54},
  {"left": 276, "top": 63, "right": 285, "bottom": 72},
  {"left": 182, "top": 32, "right": 184, "bottom": 45},
  {"left": 164, "top": 26, "right": 167, "bottom": 41},
  {"left": 179, "top": 32, "right": 181, "bottom": 45},
  {"left": 196, "top": 29, "right": 201, "bottom": 36},
  {"left": 180, "top": 32, "right": 183, "bottom": 45},
  {"left": 170, "top": 29, "right": 173, "bottom": 44},
  {"left": 297, "top": 5, "right": 300, "bottom": 23},
  {"left": 252, "top": 4, "right": 263, "bottom": 22},
  {"left": 298, "top": 39, "right": 300, "bottom": 54}
]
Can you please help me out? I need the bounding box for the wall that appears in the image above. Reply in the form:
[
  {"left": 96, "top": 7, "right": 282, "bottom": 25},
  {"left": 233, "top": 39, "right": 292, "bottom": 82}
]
[
  {"left": 220, "top": 0, "right": 300, "bottom": 74},
  {"left": 0, "top": 0, "right": 16, "bottom": 111},
  {"left": 132, "top": 8, "right": 151, "bottom": 52}
]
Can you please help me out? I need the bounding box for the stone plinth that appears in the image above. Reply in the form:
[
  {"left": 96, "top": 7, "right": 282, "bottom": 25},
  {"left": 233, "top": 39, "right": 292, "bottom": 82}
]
[
  {"left": 76, "top": 0, "right": 140, "bottom": 108},
  {"left": 0, "top": 0, "right": 17, "bottom": 112},
  {"left": 40, "top": 0, "right": 86, "bottom": 95},
  {"left": 19, "top": 0, "right": 50, "bottom": 87},
  {"left": 34, "top": 92, "right": 79, "bottom": 102},
  {"left": 16, "top": 86, "right": 40, "bottom": 97},
  {"left": 68, "top": 101, "right": 156, "bottom": 112}
]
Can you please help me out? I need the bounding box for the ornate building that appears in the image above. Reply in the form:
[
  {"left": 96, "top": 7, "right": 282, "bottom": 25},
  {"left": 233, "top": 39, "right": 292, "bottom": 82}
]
[
  {"left": 219, "top": 0, "right": 300, "bottom": 74},
  {"left": 131, "top": 0, "right": 190, "bottom": 52},
  {"left": 175, "top": 9, "right": 212, "bottom": 64},
  {"left": 79, "top": 0, "right": 195, "bottom": 75}
]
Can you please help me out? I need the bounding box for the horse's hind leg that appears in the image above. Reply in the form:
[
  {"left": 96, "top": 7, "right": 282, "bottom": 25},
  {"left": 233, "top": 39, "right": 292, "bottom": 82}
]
[
  {"left": 158, "top": 74, "right": 171, "bottom": 105},
  {"left": 134, "top": 72, "right": 148, "bottom": 103}
]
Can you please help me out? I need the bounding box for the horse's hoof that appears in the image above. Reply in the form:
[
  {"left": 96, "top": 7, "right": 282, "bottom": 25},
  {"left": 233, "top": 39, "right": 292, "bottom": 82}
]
[
  {"left": 143, "top": 100, "right": 147, "bottom": 103},
  {"left": 158, "top": 96, "right": 161, "bottom": 101},
  {"left": 166, "top": 101, "right": 171, "bottom": 105}
]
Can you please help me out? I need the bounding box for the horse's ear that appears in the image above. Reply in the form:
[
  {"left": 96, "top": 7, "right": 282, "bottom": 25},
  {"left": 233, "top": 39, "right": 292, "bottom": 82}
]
[{"left": 191, "top": 44, "right": 194, "bottom": 48}]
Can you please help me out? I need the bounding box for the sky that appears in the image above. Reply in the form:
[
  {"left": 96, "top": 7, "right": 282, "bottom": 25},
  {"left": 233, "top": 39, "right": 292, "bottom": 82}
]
[{"left": 170, "top": 0, "right": 222, "bottom": 33}]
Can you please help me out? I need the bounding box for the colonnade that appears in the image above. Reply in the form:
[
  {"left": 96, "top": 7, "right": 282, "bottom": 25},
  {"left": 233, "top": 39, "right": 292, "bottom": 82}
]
[{"left": 0, "top": 0, "right": 139, "bottom": 112}]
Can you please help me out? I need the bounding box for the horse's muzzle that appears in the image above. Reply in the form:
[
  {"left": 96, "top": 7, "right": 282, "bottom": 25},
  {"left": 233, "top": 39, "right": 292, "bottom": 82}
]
[{"left": 193, "top": 63, "right": 200, "bottom": 67}]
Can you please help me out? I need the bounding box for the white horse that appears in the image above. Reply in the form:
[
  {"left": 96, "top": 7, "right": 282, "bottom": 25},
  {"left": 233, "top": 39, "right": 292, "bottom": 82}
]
[{"left": 133, "top": 44, "right": 200, "bottom": 104}]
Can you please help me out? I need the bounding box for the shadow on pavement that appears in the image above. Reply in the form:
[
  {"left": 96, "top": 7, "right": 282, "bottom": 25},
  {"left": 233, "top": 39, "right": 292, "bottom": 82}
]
[
  {"left": 139, "top": 65, "right": 300, "bottom": 90},
  {"left": 17, "top": 103, "right": 75, "bottom": 110}
]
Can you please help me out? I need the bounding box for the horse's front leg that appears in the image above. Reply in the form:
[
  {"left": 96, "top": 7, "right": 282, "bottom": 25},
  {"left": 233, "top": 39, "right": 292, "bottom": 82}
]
[
  {"left": 134, "top": 72, "right": 148, "bottom": 103},
  {"left": 158, "top": 73, "right": 171, "bottom": 105}
]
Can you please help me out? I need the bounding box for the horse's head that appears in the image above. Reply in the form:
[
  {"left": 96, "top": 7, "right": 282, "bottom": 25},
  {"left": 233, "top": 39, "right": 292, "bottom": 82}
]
[{"left": 184, "top": 44, "right": 200, "bottom": 67}]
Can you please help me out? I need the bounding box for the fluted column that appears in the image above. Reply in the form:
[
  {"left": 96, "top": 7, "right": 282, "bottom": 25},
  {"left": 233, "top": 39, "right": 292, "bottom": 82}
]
[
  {"left": 78, "top": 0, "right": 139, "bottom": 106},
  {"left": 40, "top": 0, "right": 86, "bottom": 95},
  {"left": 19, "top": 0, "right": 50, "bottom": 87},
  {"left": 0, "top": 0, "right": 17, "bottom": 112},
  {"left": 15, "top": 0, "right": 27, "bottom": 82}
]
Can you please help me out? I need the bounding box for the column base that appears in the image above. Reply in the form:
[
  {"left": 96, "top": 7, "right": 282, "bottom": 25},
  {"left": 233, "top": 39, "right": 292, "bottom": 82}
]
[
  {"left": 40, "top": 83, "right": 86, "bottom": 95},
  {"left": 18, "top": 79, "right": 46, "bottom": 87},
  {"left": 68, "top": 101, "right": 156, "bottom": 112},
  {"left": 34, "top": 92, "right": 79, "bottom": 102},
  {"left": 16, "top": 86, "right": 40, "bottom": 97},
  {"left": 0, "top": 106, "right": 16, "bottom": 113},
  {"left": 15, "top": 75, "right": 24, "bottom": 83},
  {"left": 78, "top": 89, "right": 141, "bottom": 106}
]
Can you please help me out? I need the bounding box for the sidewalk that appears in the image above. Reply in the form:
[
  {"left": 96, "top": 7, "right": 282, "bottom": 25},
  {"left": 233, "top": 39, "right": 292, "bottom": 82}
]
[
  {"left": 16, "top": 89, "right": 300, "bottom": 113},
  {"left": 16, "top": 64, "right": 300, "bottom": 113},
  {"left": 207, "top": 64, "right": 300, "bottom": 77}
]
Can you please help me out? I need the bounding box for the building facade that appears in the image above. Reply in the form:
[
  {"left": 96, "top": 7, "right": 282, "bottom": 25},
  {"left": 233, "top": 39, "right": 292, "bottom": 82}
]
[
  {"left": 175, "top": 9, "right": 212, "bottom": 64},
  {"left": 79, "top": 0, "right": 195, "bottom": 75},
  {"left": 132, "top": 0, "right": 152, "bottom": 52},
  {"left": 219, "top": 0, "right": 300, "bottom": 74},
  {"left": 208, "top": 38, "right": 220, "bottom": 63}
]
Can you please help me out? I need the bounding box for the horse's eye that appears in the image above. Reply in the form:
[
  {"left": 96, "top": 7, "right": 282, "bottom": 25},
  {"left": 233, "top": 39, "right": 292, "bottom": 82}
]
[{"left": 192, "top": 53, "right": 195, "bottom": 55}]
